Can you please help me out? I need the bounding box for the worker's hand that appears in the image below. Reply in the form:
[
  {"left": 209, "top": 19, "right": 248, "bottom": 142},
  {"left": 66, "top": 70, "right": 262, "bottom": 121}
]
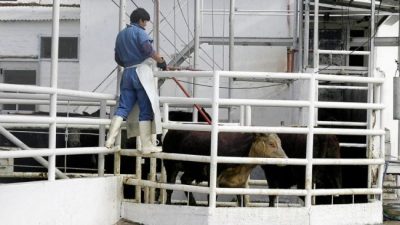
[{"left": 157, "top": 57, "right": 167, "bottom": 71}]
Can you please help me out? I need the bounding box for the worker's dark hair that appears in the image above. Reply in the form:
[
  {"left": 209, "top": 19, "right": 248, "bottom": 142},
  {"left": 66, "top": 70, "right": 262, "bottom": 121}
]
[{"left": 130, "top": 8, "right": 150, "bottom": 23}]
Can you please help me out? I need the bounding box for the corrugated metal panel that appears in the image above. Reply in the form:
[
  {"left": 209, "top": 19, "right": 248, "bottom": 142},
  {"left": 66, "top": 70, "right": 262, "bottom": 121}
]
[{"left": 0, "top": 6, "right": 79, "bottom": 21}]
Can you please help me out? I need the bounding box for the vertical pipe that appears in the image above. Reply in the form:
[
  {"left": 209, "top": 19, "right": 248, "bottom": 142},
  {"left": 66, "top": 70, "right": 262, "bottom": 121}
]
[
  {"left": 117, "top": 0, "right": 126, "bottom": 96},
  {"left": 154, "top": 0, "right": 160, "bottom": 52},
  {"left": 303, "top": 0, "right": 310, "bottom": 71},
  {"left": 193, "top": 0, "right": 202, "bottom": 122},
  {"left": 367, "top": 0, "right": 376, "bottom": 190},
  {"left": 313, "top": 0, "right": 320, "bottom": 137},
  {"left": 298, "top": 0, "right": 304, "bottom": 72},
  {"left": 98, "top": 100, "right": 106, "bottom": 176},
  {"left": 135, "top": 155, "right": 142, "bottom": 203},
  {"left": 209, "top": 71, "right": 220, "bottom": 210},
  {"left": 313, "top": 0, "right": 319, "bottom": 72},
  {"left": 113, "top": 0, "right": 125, "bottom": 176},
  {"left": 377, "top": 82, "right": 385, "bottom": 200},
  {"left": 228, "top": 0, "right": 235, "bottom": 122},
  {"left": 48, "top": 0, "right": 60, "bottom": 181},
  {"left": 398, "top": 0, "right": 400, "bottom": 171},
  {"left": 245, "top": 105, "right": 251, "bottom": 126},
  {"left": 229, "top": 0, "right": 235, "bottom": 70},
  {"left": 239, "top": 105, "right": 245, "bottom": 126},
  {"left": 305, "top": 73, "right": 316, "bottom": 208},
  {"left": 160, "top": 103, "right": 169, "bottom": 203},
  {"left": 194, "top": 0, "right": 201, "bottom": 69},
  {"left": 149, "top": 157, "right": 157, "bottom": 203},
  {"left": 292, "top": 0, "right": 299, "bottom": 72}
]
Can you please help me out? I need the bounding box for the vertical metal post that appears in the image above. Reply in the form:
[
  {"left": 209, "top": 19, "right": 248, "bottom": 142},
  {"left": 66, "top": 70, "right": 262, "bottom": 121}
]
[
  {"left": 313, "top": 0, "right": 319, "bottom": 72},
  {"left": 114, "top": 0, "right": 125, "bottom": 176},
  {"left": 228, "top": 0, "right": 235, "bottom": 122},
  {"left": 209, "top": 71, "right": 220, "bottom": 210},
  {"left": 239, "top": 105, "right": 245, "bottom": 126},
  {"left": 245, "top": 105, "right": 252, "bottom": 126},
  {"left": 303, "top": 0, "right": 310, "bottom": 71},
  {"left": 377, "top": 81, "right": 385, "bottom": 200},
  {"left": 135, "top": 156, "right": 142, "bottom": 203},
  {"left": 292, "top": 0, "right": 299, "bottom": 72},
  {"left": 367, "top": 0, "right": 376, "bottom": 189},
  {"left": 305, "top": 74, "right": 316, "bottom": 208},
  {"left": 48, "top": 0, "right": 60, "bottom": 181},
  {"left": 193, "top": 0, "right": 202, "bottom": 121},
  {"left": 194, "top": 0, "right": 201, "bottom": 69},
  {"left": 98, "top": 100, "right": 106, "bottom": 176},
  {"left": 154, "top": 0, "right": 160, "bottom": 52},
  {"left": 229, "top": 0, "right": 235, "bottom": 69},
  {"left": 298, "top": 0, "right": 304, "bottom": 72}
]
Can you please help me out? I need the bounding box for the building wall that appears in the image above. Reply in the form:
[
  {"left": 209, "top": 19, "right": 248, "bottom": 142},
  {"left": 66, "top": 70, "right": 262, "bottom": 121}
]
[{"left": 0, "top": 20, "right": 80, "bottom": 112}]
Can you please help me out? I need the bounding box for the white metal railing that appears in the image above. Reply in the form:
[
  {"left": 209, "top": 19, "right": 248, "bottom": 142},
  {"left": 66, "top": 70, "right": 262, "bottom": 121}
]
[
  {"left": 121, "top": 69, "right": 386, "bottom": 209},
  {"left": 0, "top": 82, "right": 117, "bottom": 179}
]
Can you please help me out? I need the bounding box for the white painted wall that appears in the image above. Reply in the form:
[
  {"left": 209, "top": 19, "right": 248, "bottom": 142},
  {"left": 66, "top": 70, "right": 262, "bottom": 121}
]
[
  {"left": 376, "top": 21, "right": 399, "bottom": 159},
  {"left": 0, "top": 176, "right": 122, "bottom": 225},
  {"left": 0, "top": 18, "right": 80, "bottom": 112},
  {"left": 122, "top": 201, "right": 382, "bottom": 225}
]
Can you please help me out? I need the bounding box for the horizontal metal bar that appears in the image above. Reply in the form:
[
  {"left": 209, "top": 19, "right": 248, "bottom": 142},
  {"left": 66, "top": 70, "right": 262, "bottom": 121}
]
[
  {"left": 315, "top": 75, "right": 384, "bottom": 84},
  {"left": 0, "top": 123, "right": 103, "bottom": 129},
  {"left": 317, "top": 121, "right": 367, "bottom": 126},
  {"left": 216, "top": 187, "right": 307, "bottom": 196},
  {"left": 218, "top": 126, "right": 309, "bottom": 134},
  {"left": 311, "top": 188, "right": 382, "bottom": 196},
  {"left": 314, "top": 128, "right": 385, "bottom": 136},
  {"left": 0, "top": 115, "right": 110, "bottom": 125},
  {"left": 318, "top": 85, "right": 369, "bottom": 90},
  {"left": 155, "top": 71, "right": 214, "bottom": 78},
  {"left": 312, "top": 159, "right": 384, "bottom": 165},
  {"left": 339, "top": 143, "right": 367, "bottom": 148},
  {"left": 159, "top": 97, "right": 212, "bottom": 105},
  {"left": 318, "top": 50, "right": 370, "bottom": 55},
  {"left": 0, "top": 93, "right": 115, "bottom": 102},
  {"left": 217, "top": 157, "right": 307, "bottom": 165},
  {"left": 0, "top": 147, "right": 115, "bottom": 159},
  {"left": 200, "top": 36, "right": 294, "bottom": 47},
  {"left": 0, "top": 99, "right": 116, "bottom": 106},
  {"left": 0, "top": 83, "right": 115, "bottom": 100}
]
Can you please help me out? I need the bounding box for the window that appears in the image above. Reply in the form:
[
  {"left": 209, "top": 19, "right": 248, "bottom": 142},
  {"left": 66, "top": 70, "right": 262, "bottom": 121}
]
[
  {"left": 40, "top": 37, "right": 78, "bottom": 59},
  {"left": 3, "top": 70, "right": 36, "bottom": 111}
]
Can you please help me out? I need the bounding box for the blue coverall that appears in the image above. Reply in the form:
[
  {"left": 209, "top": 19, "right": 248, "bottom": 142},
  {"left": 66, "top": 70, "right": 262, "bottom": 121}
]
[{"left": 114, "top": 23, "right": 155, "bottom": 121}]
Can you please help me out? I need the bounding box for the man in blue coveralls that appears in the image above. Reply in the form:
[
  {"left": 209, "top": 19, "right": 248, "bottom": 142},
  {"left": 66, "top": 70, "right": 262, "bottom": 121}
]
[{"left": 105, "top": 8, "right": 166, "bottom": 154}]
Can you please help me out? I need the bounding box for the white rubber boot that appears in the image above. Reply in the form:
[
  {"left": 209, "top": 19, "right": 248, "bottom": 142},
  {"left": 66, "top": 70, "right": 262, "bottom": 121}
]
[
  {"left": 139, "top": 121, "right": 162, "bottom": 154},
  {"left": 105, "top": 116, "right": 123, "bottom": 148}
]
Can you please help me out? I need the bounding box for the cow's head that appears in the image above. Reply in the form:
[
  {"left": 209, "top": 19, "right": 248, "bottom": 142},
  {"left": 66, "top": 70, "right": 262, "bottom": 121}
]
[{"left": 249, "top": 133, "right": 287, "bottom": 160}]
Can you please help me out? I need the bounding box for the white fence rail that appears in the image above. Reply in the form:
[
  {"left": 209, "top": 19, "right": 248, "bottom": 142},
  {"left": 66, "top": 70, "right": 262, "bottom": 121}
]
[{"left": 0, "top": 70, "right": 385, "bottom": 209}]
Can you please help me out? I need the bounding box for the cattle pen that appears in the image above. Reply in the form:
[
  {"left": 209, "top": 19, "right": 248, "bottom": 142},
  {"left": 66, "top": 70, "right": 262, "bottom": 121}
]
[{"left": 0, "top": 0, "right": 399, "bottom": 225}]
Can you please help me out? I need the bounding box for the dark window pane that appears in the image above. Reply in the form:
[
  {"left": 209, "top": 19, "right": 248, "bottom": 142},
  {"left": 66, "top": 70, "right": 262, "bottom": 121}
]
[
  {"left": 3, "top": 70, "right": 36, "bottom": 111},
  {"left": 40, "top": 37, "right": 78, "bottom": 59}
]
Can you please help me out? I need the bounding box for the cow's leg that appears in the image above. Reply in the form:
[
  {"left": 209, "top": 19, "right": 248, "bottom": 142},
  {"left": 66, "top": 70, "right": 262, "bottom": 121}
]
[
  {"left": 165, "top": 163, "right": 179, "bottom": 205},
  {"left": 181, "top": 173, "right": 197, "bottom": 206}
]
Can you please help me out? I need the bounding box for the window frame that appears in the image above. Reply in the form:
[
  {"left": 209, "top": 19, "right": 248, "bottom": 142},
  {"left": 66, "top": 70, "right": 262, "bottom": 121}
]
[
  {"left": 39, "top": 35, "right": 79, "bottom": 62},
  {"left": 0, "top": 62, "right": 39, "bottom": 114}
]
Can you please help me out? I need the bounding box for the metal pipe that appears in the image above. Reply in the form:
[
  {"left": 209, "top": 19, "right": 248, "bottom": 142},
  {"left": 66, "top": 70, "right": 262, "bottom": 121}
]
[
  {"left": 194, "top": 0, "right": 201, "bottom": 69},
  {"left": 303, "top": 0, "right": 310, "bottom": 71},
  {"left": 298, "top": 0, "right": 304, "bottom": 72},
  {"left": 318, "top": 50, "right": 370, "bottom": 55},
  {"left": 0, "top": 115, "right": 110, "bottom": 125},
  {"left": 209, "top": 71, "right": 220, "bottom": 209},
  {"left": 228, "top": 0, "right": 235, "bottom": 122},
  {"left": 0, "top": 147, "right": 113, "bottom": 158},
  {"left": 0, "top": 83, "right": 115, "bottom": 100},
  {"left": 48, "top": 0, "right": 61, "bottom": 181},
  {"left": 367, "top": 0, "right": 376, "bottom": 191},
  {"left": 98, "top": 100, "right": 106, "bottom": 176},
  {"left": 0, "top": 125, "right": 68, "bottom": 179}
]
